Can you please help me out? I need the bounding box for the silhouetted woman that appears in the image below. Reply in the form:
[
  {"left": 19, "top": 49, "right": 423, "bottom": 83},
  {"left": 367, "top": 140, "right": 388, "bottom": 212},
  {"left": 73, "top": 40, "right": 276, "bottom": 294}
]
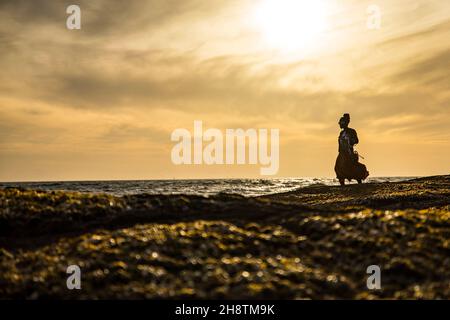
[{"left": 334, "top": 113, "right": 369, "bottom": 185}]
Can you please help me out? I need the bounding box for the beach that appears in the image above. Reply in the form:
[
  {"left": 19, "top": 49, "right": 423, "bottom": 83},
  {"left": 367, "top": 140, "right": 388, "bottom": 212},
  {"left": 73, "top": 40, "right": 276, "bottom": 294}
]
[{"left": 0, "top": 175, "right": 449, "bottom": 299}]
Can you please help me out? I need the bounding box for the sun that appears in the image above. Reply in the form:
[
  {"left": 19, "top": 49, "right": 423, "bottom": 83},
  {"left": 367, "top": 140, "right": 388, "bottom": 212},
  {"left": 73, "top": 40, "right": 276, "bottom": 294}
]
[{"left": 253, "top": 0, "right": 329, "bottom": 52}]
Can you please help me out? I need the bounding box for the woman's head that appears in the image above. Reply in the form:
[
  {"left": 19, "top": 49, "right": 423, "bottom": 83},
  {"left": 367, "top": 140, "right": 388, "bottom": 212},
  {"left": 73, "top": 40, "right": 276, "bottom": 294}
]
[{"left": 339, "top": 113, "right": 350, "bottom": 128}]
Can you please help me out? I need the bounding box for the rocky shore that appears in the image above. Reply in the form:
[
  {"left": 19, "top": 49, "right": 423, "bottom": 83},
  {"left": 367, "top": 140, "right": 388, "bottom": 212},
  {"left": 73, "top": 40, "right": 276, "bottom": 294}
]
[{"left": 0, "top": 175, "right": 449, "bottom": 299}]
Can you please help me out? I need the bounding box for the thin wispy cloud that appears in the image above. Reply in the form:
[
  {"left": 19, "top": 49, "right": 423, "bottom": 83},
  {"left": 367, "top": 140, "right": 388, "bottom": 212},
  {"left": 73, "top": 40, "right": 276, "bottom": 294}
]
[{"left": 0, "top": 0, "right": 448, "bottom": 180}]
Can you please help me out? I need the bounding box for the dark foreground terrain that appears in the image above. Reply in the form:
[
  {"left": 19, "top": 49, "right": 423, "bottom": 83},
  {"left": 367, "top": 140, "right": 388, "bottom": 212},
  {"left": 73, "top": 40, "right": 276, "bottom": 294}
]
[{"left": 0, "top": 176, "right": 449, "bottom": 299}]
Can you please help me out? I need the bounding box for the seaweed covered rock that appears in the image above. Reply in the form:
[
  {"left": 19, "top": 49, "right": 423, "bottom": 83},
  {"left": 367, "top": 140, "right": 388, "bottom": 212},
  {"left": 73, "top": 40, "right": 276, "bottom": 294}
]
[{"left": 0, "top": 176, "right": 449, "bottom": 299}]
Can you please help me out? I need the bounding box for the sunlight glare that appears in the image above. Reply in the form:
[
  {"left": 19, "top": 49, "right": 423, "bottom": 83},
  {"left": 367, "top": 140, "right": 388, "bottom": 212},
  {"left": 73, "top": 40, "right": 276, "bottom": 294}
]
[{"left": 254, "top": 0, "right": 329, "bottom": 52}]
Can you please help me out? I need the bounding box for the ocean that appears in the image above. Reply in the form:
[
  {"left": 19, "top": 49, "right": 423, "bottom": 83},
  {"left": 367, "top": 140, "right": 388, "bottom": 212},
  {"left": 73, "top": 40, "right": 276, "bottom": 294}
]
[{"left": 0, "top": 177, "right": 415, "bottom": 197}]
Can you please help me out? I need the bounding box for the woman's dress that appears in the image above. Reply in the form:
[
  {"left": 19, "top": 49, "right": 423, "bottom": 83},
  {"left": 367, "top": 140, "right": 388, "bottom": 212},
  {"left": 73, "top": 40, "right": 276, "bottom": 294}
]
[{"left": 334, "top": 128, "right": 369, "bottom": 182}]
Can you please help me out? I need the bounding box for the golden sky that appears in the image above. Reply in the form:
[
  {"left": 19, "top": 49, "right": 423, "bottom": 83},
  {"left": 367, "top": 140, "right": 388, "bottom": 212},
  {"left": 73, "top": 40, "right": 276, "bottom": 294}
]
[{"left": 0, "top": 0, "right": 449, "bottom": 181}]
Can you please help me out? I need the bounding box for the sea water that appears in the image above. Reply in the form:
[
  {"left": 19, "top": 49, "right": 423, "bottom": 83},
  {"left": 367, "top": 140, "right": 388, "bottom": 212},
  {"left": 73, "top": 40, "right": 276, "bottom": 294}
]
[{"left": 0, "top": 177, "right": 415, "bottom": 197}]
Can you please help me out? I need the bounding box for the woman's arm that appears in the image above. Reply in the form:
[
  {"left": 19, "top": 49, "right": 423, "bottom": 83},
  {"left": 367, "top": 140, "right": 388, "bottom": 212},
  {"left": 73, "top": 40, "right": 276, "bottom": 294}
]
[{"left": 350, "top": 129, "right": 359, "bottom": 145}]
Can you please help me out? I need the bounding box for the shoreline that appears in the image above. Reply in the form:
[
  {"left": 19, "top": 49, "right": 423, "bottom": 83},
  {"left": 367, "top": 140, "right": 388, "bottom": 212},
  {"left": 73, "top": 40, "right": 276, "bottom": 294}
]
[
  {"left": 0, "top": 176, "right": 418, "bottom": 198},
  {"left": 1, "top": 175, "right": 449, "bottom": 299}
]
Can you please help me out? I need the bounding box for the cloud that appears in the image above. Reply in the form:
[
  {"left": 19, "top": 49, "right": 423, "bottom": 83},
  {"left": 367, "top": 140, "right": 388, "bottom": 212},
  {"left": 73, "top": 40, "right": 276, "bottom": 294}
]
[
  {"left": 390, "top": 49, "right": 450, "bottom": 91},
  {"left": 0, "top": 0, "right": 237, "bottom": 38},
  {"left": 0, "top": 0, "right": 449, "bottom": 179},
  {"left": 380, "top": 19, "right": 450, "bottom": 47}
]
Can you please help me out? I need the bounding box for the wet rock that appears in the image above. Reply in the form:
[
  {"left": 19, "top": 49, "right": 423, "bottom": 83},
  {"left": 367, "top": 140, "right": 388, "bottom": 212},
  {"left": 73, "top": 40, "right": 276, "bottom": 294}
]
[{"left": 0, "top": 176, "right": 449, "bottom": 298}]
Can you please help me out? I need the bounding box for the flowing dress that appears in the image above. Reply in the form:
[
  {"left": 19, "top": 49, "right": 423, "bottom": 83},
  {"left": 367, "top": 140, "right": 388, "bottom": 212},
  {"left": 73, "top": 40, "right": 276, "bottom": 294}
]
[{"left": 334, "top": 128, "right": 369, "bottom": 182}]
